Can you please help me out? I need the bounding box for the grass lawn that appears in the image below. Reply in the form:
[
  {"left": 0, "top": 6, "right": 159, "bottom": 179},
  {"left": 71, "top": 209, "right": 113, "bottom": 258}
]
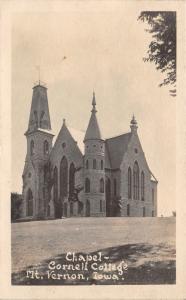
[{"left": 11, "top": 217, "right": 176, "bottom": 285}]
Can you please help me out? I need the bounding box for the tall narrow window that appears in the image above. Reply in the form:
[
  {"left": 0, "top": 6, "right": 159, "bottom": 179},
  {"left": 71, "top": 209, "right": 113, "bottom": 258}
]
[
  {"left": 44, "top": 140, "right": 49, "bottom": 155},
  {"left": 143, "top": 207, "right": 146, "bottom": 217},
  {"left": 93, "top": 159, "right": 96, "bottom": 169},
  {"left": 86, "top": 160, "right": 89, "bottom": 169},
  {"left": 70, "top": 202, "right": 73, "bottom": 216},
  {"left": 64, "top": 202, "right": 68, "bottom": 217},
  {"left": 128, "top": 167, "right": 132, "bottom": 199},
  {"left": 152, "top": 210, "right": 154, "bottom": 217},
  {"left": 85, "top": 178, "right": 90, "bottom": 193},
  {"left": 86, "top": 199, "right": 90, "bottom": 217},
  {"left": 101, "top": 160, "right": 104, "bottom": 170},
  {"left": 44, "top": 164, "right": 47, "bottom": 184},
  {"left": 53, "top": 166, "right": 58, "bottom": 202},
  {"left": 114, "top": 179, "right": 117, "bottom": 196},
  {"left": 69, "top": 162, "right": 75, "bottom": 198},
  {"left": 127, "top": 204, "right": 130, "bottom": 216},
  {"left": 30, "top": 140, "right": 34, "bottom": 156},
  {"left": 26, "top": 188, "right": 33, "bottom": 217},
  {"left": 133, "top": 162, "right": 139, "bottom": 200},
  {"left": 100, "top": 178, "right": 104, "bottom": 193},
  {"left": 100, "top": 200, "right": 103, "bottom": 212},
  {"left": 60, "top": 156, "right": 68, "bottom": 197},
  {"left": 152, "top": 188, "right": 154, "bottom": 204},
  {"left": 141, "top": 171, "right": 145, "bottom": 201},
  {"left": 106, "top": 177, "right": 111, "bottom": 217}
]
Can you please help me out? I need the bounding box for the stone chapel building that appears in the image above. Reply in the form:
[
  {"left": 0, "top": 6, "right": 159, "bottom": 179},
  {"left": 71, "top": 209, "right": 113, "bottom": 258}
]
[{"left": 21, "top": 83, "right": 158, "bottom": 219}]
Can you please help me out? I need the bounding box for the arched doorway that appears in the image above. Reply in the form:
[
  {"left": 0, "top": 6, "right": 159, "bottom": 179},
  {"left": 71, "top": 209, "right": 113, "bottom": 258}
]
[
  {"left": 26, "top": 189, "right": 33, "bottom": 217},
  {"left": 106, "top": 177, "right": 111, "bottom": 216},
  {"left": 69, "top": 162, "right": 75, "bottom": 199},
  {"left": 86, "top": 199, "right": 90, "bottom": 217},
  {"left": 60, "top": 156, "right": 68, "bottom": 217},
  {"left": 53, "top": 166, "right": 62, "bottom": 218},
  {"left": 64, "top": 202, "right": 68, "bottom": 217}
]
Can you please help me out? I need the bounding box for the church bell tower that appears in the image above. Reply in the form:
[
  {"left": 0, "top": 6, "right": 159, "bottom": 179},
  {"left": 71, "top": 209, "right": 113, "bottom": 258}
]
[
  {"left": 22, "top": 83, "right": 54, "bottom": 219},
  {"left": 83, "top": 92, "right": 106, "bottom": 217}
]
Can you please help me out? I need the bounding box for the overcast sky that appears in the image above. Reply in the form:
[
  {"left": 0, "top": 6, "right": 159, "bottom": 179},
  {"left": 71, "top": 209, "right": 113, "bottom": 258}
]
[{"left": 11, "top": 3, "right": 176, "bottom": 216}]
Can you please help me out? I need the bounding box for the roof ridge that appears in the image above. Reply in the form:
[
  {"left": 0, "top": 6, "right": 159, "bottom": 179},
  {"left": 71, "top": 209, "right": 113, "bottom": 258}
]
[{"left": 105, "top": 131, "right": 131, "bottom": 141}]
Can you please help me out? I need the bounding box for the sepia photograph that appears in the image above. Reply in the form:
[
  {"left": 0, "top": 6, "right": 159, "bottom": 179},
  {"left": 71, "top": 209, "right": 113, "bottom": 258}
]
[{"left": 9, "top": 5, "right": 177, "bottom": 287}]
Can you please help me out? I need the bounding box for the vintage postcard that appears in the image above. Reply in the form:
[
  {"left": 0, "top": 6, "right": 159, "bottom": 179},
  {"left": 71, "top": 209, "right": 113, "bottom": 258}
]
[{"left": 0, "top": 0, "right": 186, "bottom": 299}]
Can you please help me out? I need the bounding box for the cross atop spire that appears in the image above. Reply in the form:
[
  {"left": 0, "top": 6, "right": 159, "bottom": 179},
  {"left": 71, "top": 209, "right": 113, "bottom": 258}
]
[
  {"left": 91, "top": 91, "right": 97, "bottom": 113},
  {"left": 130, "top": 114, "right": 138, "bottom": 133}
]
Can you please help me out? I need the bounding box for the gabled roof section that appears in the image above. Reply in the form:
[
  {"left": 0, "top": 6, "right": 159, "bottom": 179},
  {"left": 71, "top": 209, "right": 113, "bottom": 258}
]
[
  {"left": 52, "top": 120, "right": 85, "bottom": 155},
  {"left": 105, "top": 132, "right": 132, "bottom": 169},
  {"left": 68, "top": 126, "right": 85, "bottom": 154},
  {"left": 84, "top": 92, "right": 102, "bottom": 141}
]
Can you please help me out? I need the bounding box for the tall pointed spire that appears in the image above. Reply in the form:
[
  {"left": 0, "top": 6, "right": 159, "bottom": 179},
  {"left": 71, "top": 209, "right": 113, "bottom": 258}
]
[
  {"left": 84, "top": 92, "right": 102, "bottom": 141},
  {"left": 27, "top": 84, "right": 51, "bottom": 133},
  {"left": 91, "top": 91, "right": 97, "bottom": 113}
]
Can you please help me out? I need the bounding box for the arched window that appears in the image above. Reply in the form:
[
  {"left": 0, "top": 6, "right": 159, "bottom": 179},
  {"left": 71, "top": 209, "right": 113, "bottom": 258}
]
[
  {"left": 106, "top": 177, "right": 111, "bottom": 216},
  {"left": 78, "top": 201, "right": 83, "bottom": 214},
  {"left": 93, "top": 159, "right": 96, "bottom": 169},
  {"left": 86, "top": 199, "right": 90, "bottom": 217},
  {"left": 47, "top": 205, "right": 50, "bottom": 217},
  {"left": 44, "top": 140, "right": 49, "bottom": 155},
  {"left": 30, "top": 140, "right": 34, "bottom": 156},
  {"left": 100, "top": 178, "right": 104, "bottom": 193},
  {"left": 100, "top": 200, "right": 103, "bottom": 212},
  {"left": 26, "top": 188, "right": 33, "bottom": 217},
  {"left": 69, "top": 162, "right": 75, "bottom": 197},
  {"left": 141, "top": 171, "right": 145, "bottom": 201},
  {"left": 127, "top": 204, "right": 130, "bottom": 216},
  {"left": 152, "top": 188, "right": 154, "bottom": 204},
  {"left": 128, "top": 167, "right": 132, "bottom": 199},
  {"left": 143, "top": 207, "right": 146, "bottom": 217},
  {"left": 53, "top": 166, "right": 58, "bottom": 202},
  {"left": 64, "top": 202, "right": 68, "bottom": 217},
  {"left": 70, "top": 202, "right": 73, "bottom": 217},
  {"left": 133, "top": 162, "right": 139, "bottom": 200},
  {"left": 60, "top": 156, "right": 68, "bottom": 197},
  {"left": 85, "top": 178, "right": 90, "bottom": 193},
  {"left": 86, "top": 160, "right": 89, "bottom": 169},
  {"left": 44, "top": 164, "right": 48, "bottom": 184},
  {"left": 114, "top": 179, "right": 117, "bottom": 196},
  {"left": 101, "top": 160, "right": 104, "bottom": 170}
]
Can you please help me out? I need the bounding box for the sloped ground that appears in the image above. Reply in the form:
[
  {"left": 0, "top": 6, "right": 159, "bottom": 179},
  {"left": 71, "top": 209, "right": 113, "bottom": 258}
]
[{"left": 11, "top": 217, "right": 176, "bottom": 285}]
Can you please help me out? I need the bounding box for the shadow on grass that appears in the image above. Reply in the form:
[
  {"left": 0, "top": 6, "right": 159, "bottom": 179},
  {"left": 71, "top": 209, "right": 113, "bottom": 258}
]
[{"left": 12, "top": 243, "right": 176, "bottom": 285}]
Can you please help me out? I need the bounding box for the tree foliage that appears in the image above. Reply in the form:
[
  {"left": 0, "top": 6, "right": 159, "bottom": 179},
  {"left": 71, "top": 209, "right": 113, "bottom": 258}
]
[{"left": 138, "top": 11, "right": 176, "bottom": 96}]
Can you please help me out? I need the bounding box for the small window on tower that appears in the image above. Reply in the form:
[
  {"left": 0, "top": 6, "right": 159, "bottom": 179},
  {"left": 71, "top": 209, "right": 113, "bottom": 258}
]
[
  {"left": 30, "top": 140, "right": 34, "bottom": 156},
  {"left": 44, "top": 140, "right": 49, "bottom": 155},
  {"left": 135, "top": 148, "right": 138, "bottom": 154},
  {"left": 93, "top": 159, "right": 97, "bottom": 169},
  {"left": 62, "top": 142, "right": 66, "bottom": 149},
  {"left": 28, "top": 172, "right": 31, "bottom": 178}
]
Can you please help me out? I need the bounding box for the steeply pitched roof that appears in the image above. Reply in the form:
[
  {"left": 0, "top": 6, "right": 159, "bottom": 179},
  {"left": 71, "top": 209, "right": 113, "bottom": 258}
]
[
  {"left": 105, "top": 132, "right": 132, "bottom": 169},
  {"left": 68, "top": 126, "right": 85, "bottom": 154},
  {"left": 84, "top": 113, "right": 102, "bottom": 141},
  {"left": 52, "top": 121, "right": 85, "bottom": 155}
]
